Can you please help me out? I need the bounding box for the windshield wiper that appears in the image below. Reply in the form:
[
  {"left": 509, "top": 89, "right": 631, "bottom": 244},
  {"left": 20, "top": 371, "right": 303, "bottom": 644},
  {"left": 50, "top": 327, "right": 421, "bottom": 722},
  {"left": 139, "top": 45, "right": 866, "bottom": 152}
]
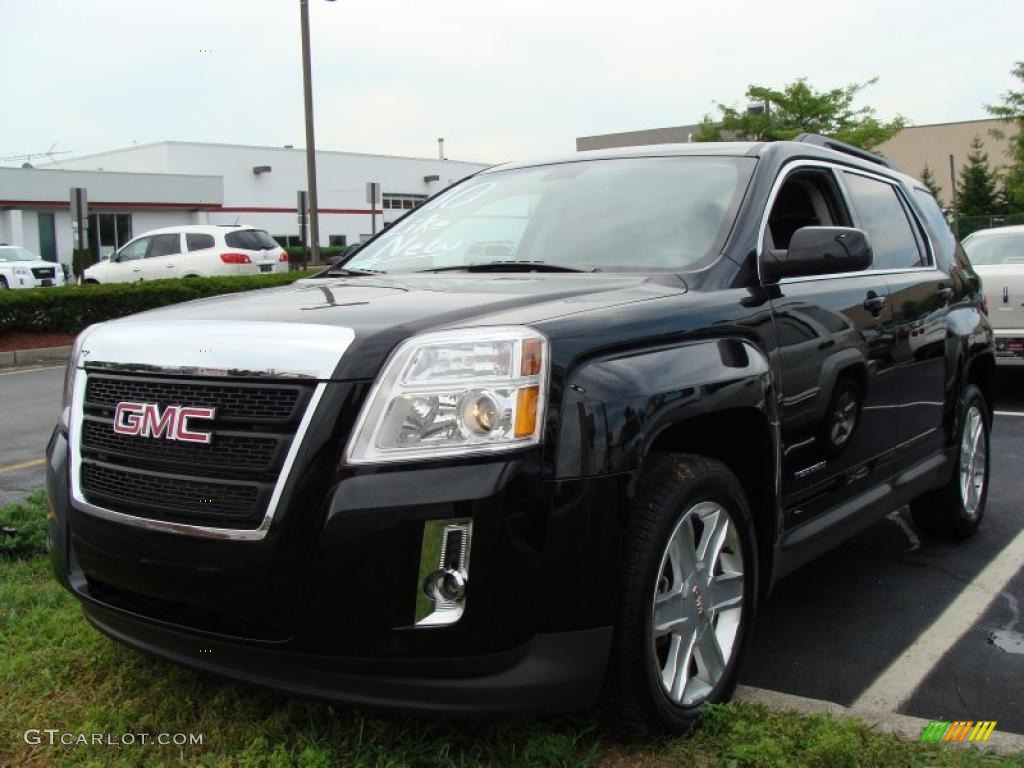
[
  {"left": 417, "top": 261, "right": 591, "bottom": 274},
  {"left": 318, "top": 267, "right": 387, "bottom": 277}
]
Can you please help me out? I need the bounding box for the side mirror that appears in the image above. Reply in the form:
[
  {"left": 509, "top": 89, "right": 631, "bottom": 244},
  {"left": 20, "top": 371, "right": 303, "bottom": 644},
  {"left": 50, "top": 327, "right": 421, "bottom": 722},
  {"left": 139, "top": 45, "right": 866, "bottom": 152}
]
[{"left": 762, "top": 226, "right": 873, "bottom": 283}]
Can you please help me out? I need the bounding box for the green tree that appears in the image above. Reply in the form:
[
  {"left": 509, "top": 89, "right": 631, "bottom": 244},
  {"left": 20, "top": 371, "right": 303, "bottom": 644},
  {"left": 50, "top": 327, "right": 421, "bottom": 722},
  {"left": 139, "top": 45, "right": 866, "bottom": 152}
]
[
  {"left": 693, "top": 77, "right": 907, "bottom": 150},
  {"left": 920, "top": 164, "right": 944, "bottom": 207},
  {"left": 985, "top": 61, "right": 1024, "bottom": 211},
  {"left": 956, "top": 136, "right": 998, "bottom": 216}
]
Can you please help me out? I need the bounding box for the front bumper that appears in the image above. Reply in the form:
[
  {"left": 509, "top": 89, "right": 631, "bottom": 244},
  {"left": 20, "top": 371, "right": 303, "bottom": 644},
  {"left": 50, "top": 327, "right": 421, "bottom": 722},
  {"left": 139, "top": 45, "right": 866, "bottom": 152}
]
[
  {"left": 9, "top": 273, "right": 61, "bottom": 288},
  {"left": 47, "top": 414, "right": 625, "bottom": 715},
  {"left": 82, "top": 600, "right": 610, "bottom": 715}
]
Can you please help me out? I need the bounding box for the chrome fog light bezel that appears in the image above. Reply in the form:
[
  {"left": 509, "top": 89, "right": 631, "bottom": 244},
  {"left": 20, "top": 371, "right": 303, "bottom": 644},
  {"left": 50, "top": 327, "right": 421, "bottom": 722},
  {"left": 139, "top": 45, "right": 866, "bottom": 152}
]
[{"left": 415, "top": 518, "right": 472, "bottom": 627}]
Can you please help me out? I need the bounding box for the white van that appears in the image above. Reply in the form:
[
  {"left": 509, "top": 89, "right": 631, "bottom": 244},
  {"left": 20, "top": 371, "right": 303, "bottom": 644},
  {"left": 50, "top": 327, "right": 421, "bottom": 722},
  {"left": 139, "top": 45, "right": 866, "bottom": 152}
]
[{"left": 83, "top": 225, "right": 288, "bottom": 284}]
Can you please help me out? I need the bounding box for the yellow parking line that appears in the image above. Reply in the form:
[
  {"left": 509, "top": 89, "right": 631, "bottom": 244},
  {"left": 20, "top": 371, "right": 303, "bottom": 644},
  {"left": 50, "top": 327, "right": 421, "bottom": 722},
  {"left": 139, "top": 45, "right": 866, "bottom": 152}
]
[{"left": 0, "top": 458, "right": 45, "bottom": 474}]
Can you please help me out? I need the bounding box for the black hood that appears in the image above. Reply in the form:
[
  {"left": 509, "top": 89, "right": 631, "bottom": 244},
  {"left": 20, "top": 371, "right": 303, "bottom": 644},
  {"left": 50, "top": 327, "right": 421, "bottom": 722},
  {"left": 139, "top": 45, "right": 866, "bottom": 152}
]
[{"left": 126, "top": 273, "right": 686, "bottom": 379}]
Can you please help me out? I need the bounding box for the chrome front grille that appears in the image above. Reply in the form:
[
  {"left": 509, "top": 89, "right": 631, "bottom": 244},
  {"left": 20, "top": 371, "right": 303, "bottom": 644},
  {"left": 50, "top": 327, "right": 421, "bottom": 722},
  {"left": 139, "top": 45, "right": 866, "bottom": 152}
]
[{"left": 76, "top": 372, "right": 315, "bottom": 531}]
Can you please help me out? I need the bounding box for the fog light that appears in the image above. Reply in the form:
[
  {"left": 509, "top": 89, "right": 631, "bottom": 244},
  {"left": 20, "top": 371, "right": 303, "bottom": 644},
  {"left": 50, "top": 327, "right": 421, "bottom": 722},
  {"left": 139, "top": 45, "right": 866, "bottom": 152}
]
[
  {"left": 424, "top": 568, "right": 466, "bottom": 602},
  {"left": 415, "top": 518, "right": 472, "bottom": 626}
]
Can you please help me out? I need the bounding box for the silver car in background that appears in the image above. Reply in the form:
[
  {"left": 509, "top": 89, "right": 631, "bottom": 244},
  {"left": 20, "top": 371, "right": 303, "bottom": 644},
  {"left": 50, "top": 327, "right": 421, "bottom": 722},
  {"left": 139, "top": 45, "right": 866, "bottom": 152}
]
[{"left": 963, "top": 225, "right": 1024, "bottom": 366}]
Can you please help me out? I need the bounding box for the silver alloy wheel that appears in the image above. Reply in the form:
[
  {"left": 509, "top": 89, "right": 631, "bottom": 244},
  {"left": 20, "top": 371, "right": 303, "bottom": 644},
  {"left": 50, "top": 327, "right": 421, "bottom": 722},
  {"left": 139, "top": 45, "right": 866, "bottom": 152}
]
[
  {"left": 651, "top": 501, "right": 744, "bottom": 706},
  {"left": 959, "top": 404, "right": 987, "bottom": 518},
  {"left": 830, "top": 389, "right": 858, "bottom": 447}
]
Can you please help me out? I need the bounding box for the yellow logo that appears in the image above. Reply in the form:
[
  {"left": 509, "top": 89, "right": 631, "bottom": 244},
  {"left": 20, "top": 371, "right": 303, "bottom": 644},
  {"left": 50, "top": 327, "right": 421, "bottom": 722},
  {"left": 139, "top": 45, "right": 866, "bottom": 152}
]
[{"left": 921, "top": 721, "right": 997, "bottom": 742}]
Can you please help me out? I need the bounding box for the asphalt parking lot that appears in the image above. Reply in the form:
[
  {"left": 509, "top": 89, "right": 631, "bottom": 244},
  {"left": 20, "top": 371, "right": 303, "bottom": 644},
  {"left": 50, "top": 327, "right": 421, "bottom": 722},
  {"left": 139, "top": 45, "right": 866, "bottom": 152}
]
[{"left": 1, "top": 363, "right": 1021, "bottom": 735}]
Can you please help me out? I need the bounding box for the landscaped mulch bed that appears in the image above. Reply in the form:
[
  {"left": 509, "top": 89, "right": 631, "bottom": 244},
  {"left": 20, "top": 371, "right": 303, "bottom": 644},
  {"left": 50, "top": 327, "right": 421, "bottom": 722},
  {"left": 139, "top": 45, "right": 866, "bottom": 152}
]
[{"left": 0, "top": 331, "right": 76, "bottom": 352}]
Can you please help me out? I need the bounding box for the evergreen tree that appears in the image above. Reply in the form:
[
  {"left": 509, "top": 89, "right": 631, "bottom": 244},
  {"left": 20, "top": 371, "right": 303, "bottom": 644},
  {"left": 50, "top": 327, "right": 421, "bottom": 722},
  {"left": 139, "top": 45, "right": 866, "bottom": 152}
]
[
  {"left": 920, "top": 164, "right": 944, "bottom": 207},
  {"left": 986, "top": 61, "right": 1024, "bottom": 211},
  {"left": 956, "top": 136, "right": 998, "bottom": 216}
]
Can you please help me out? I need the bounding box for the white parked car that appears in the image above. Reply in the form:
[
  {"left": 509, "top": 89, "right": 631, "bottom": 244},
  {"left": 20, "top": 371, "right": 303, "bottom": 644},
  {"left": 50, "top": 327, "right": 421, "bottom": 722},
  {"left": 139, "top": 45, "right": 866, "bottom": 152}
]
[
  {"left": 963, "top": 225, "right": 1024, "bottom": 366},
  {"left": 0, "top": 245, "right": 66, "bottom": 289},
  {"left": 82, "top": 225, "right": 288, "bottom": 284}
]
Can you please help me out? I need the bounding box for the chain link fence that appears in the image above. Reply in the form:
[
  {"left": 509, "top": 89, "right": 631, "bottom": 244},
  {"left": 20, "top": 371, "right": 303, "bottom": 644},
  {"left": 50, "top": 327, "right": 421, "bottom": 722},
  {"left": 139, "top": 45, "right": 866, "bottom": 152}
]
[{"left": 956, "top": 213, "right": 1024, "bottom": 238}]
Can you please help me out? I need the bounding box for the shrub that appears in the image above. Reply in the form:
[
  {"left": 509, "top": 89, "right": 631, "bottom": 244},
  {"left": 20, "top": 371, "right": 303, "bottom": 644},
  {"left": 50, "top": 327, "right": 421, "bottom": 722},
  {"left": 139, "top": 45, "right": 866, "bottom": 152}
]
[
  {"left": 0, "top": 271, "right": 316, "bottom": 336},
  {"left": 71, "top": 248, "right": 94, "bottom": 279}
]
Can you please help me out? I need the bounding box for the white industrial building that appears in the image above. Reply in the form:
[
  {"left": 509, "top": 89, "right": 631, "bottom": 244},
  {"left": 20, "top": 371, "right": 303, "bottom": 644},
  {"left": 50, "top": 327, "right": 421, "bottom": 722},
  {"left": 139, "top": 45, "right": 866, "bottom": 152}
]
[{"left": 0, "top": 141, "right": 488, "bottom": 266}]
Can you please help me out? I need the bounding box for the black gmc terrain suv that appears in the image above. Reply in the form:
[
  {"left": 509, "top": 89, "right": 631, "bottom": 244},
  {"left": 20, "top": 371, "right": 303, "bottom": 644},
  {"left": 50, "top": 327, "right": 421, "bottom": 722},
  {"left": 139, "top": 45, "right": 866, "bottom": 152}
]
[{"left": 47, "top": 135, "right": 995, "bottom": 732}]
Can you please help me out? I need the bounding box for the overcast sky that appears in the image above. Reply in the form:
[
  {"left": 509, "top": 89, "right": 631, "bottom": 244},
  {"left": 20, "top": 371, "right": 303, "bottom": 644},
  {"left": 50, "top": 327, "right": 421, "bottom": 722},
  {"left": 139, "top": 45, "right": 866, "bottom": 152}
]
[{"left": 1, "top": 0, "right": 1020, "bottom": 166}]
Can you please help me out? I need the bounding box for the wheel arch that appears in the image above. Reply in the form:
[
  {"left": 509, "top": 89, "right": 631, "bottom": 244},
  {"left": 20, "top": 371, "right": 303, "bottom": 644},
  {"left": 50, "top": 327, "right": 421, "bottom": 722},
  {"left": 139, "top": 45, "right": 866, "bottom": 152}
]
[
  {"left": 555, "top": 336, "right": 782, "bottom": 595},
  {"left": 646, "top": 407, "right": 777, "bottom": 596}
]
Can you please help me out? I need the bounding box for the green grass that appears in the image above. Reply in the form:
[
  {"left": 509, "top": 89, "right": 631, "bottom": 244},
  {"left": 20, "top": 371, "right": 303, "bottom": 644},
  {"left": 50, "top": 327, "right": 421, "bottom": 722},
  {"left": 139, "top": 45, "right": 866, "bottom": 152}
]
[{"left": 2, "top": 492, "right": 1021, "bottom": 767}]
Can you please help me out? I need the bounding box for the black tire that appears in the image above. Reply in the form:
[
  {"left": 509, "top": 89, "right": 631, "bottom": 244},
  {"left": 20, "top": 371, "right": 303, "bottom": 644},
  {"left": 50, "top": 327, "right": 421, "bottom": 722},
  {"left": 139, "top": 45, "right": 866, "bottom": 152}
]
[
  {"left": 607, "top": 454, "right": 758, "bottom": 734},
  {"left": 0, "top": 276, "right": 8, "bottom": 290},
  {"left": 910, "top": 384, "right": 990, "bottom": 540},
  {"left": 83, "top": 279, "right": 100, "bottom": 285},
  {"left": 820, "top": 376, "right": 863, "bottom": 458}
]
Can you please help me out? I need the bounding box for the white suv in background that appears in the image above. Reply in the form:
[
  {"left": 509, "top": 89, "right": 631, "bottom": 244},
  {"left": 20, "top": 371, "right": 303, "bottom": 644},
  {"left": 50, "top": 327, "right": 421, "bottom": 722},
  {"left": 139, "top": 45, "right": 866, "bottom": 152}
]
[
  {"left": 0, "top": 245, "right": 66, "bottom": 289},
  {"left": 82, "top": 225, "right": 288, "bottom": 284}
]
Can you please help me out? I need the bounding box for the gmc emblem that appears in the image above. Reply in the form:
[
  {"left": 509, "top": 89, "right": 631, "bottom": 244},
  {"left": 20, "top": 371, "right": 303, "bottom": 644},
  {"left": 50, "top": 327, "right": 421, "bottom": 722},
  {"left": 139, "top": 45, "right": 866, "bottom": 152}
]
[{"left": 112, "top": 402, "right": 216, "bottom": 444}]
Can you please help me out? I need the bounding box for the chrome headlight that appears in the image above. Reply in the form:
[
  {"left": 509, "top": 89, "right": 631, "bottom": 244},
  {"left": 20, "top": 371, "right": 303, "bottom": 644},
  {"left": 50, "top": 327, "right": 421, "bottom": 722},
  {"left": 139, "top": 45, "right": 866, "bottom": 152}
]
[{"left": 347, "top": 326, "right": 548, "bottom": 463}]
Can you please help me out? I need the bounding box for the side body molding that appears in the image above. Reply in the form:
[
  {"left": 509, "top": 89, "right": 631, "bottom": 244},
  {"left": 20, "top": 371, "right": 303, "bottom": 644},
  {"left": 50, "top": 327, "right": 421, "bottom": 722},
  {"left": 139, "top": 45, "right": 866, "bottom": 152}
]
[{"left": 555, "top": 338, "right": 778, "bottom": 479}]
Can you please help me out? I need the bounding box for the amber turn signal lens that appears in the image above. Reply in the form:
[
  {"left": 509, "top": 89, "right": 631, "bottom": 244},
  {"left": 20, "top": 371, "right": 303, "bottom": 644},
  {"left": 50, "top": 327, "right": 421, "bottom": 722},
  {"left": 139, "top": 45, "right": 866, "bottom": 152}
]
[
  {"left": 514, "top": 386, "right": 540, "bottom": 438},
  {"left": 521, "top": 338, "right": 543, "bottom": 376}
]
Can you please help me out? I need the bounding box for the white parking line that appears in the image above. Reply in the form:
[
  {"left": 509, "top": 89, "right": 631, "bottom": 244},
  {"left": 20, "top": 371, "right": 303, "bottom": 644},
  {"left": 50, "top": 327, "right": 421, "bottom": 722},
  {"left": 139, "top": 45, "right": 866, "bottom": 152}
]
[
  {"left": 0, "top": 364, "right": 65, "bottom": 377},
  {"left": 994, "top": 410, "right": 1024, "bottom": 417},
  {"left": 853, "top": 528, "right": 1024, "bottom": 712}
]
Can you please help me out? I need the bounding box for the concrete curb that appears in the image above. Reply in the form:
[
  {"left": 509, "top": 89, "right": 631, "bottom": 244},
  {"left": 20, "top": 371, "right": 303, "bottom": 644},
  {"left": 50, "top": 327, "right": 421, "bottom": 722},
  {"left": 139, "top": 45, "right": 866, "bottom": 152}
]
[
  {"left": 0, "top": 345, "right": 72, "bottom": 369},
  {"left": 735, "top": 685, "right": 1024, "bottom": 756}
]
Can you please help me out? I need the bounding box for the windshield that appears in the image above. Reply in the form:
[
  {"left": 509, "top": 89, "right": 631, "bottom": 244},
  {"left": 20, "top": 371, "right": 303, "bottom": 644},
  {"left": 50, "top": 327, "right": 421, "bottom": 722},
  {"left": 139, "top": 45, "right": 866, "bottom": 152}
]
[
  {"left": 963, "top": 231, "right": 1024, "bottom": 265},
  {"left": 345, "top": 157, "right": 755, "bottom": 273},
  {"left": 0, "top": 247, "right": 37, "bottom": 262}
]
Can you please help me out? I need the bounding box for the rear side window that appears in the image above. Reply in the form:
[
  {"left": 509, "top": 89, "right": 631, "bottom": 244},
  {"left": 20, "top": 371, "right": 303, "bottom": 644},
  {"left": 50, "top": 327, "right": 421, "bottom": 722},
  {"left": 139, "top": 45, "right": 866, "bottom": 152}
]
[
  {"left": 186, "top": 233, "right": 215, "bottom": 251},
  {"left": 148, "top": 233, "right": 182, "bottom": 258},
  {"left": 225, "top": 229, "right": 278, "bottom": 250},
  {"left": 912, "top": 189, "right": 956, "bottom": 265},
  {"left": 842, "top": 173, "right": 924, "bottom": 270}
]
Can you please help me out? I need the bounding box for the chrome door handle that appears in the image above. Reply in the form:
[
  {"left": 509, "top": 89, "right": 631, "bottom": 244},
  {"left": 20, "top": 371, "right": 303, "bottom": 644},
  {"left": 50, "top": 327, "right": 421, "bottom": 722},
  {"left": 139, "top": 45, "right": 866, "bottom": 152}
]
[{"left": 863, "top": 293, "right": 887, "bottom": 314}]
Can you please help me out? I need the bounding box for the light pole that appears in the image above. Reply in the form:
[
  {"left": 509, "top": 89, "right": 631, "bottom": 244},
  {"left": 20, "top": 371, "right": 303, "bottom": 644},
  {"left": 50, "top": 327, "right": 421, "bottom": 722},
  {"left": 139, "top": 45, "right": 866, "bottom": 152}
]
[{"left": 299, "top": 0, "right": 333, "bottom": 264}]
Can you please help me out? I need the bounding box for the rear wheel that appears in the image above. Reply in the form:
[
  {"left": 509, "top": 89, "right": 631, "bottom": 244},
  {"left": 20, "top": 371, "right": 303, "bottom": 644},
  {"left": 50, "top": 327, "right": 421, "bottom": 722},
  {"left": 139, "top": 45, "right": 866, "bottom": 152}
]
[
  {"left": 0, "top": 277, "right": 8, "bottom": 290},
  {"left": 608, "top": 454, "right": 757, "bottom": 733},
  {"left": 910, "top": 384, "right": 990, "bottom": 539}
]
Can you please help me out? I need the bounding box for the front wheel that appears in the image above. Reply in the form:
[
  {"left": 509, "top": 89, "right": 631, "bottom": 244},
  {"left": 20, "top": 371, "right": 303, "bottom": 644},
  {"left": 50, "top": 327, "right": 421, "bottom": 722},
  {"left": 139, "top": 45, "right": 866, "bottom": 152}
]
[
  {"left": 910, "top": 383, "right": 990, "bottom": 539},
  {"left": 0, "top": 277, "right": 8, "bottom": 290},
  {"left": 608, "top": 454, "right": 758, "bottom": 733}
]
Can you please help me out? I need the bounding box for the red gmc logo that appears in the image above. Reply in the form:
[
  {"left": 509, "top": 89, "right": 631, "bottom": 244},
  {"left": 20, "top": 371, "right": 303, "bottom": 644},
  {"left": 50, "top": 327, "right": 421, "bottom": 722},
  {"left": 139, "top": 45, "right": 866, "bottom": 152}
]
[{"left": 112, "top": 402, "right": 216, "bottom": 444}]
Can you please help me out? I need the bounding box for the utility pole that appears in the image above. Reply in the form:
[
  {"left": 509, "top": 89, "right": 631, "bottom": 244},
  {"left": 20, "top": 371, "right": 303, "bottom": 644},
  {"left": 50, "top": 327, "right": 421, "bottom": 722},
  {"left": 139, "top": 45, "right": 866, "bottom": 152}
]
[
  {"left": 949, "top": 154, "right": 960, "bottom": 238},
  {"left": 299, "top": 0, "right": 333, "bottom": 264}
]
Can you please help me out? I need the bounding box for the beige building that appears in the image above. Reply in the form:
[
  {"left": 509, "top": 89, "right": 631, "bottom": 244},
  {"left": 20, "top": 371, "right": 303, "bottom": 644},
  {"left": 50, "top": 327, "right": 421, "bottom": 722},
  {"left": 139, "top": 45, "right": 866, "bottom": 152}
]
[
  {"left": 875, "top": 119, "right": 1017, "bottom": 200},
  {"left": 576, "top": 119, "right": 1019, "bottom": 201}
]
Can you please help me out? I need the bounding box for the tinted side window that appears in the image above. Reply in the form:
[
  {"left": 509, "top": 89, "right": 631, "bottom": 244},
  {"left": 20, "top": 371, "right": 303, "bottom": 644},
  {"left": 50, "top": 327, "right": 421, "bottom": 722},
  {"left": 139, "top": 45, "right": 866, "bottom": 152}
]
[
  {"left": 842, "top": 173, "right": 923, "bottom": 270},
  {"left": 225, "top": 229, "right": 278, "bottom": 250},
  {"left": 147, "top": 234, "right": 182, "bottom": 258},
  {"left": 186, "top": 233, "right": 215, "bottom": 251},
  {"left": 912, "top": 189, "right": 955, "bottom": 265}
]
